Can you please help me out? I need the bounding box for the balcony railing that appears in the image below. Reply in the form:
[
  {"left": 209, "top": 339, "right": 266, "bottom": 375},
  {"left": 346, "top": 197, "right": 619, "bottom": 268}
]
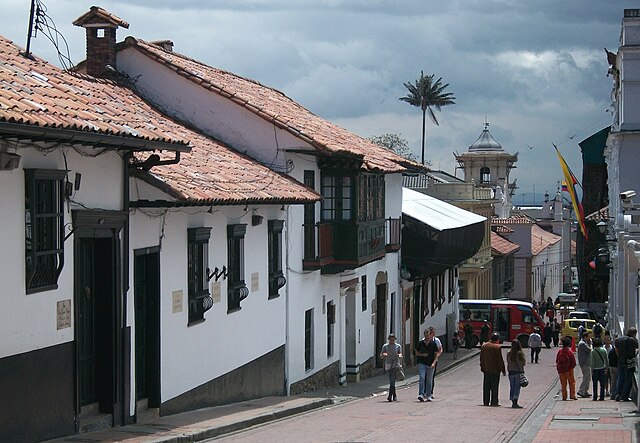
[{"left": 303, "top": 218, "right": 393, "bottom": 272}]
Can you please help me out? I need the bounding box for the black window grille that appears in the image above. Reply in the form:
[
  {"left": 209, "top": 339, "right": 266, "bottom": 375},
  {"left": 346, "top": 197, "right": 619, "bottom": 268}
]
[
  {"left": 25, "top": 169, "right": 66, "bottom": 294},
  {"left": 187, "top": 227, "right": 212, "bottom": 325},
  {"left": 227, "top": 224, "right": 248, "bottom": 312}
]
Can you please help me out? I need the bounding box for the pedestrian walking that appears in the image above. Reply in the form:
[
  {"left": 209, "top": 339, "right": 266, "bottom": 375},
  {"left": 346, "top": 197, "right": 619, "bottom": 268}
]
[
  {"left": 428, "top": 326, "right": 443, "bottom": 398},
  {"left": 464, "top": 322, "right": 474, "bottom": 349},
  {"left": 480, "top": 332, "right": 506, "bottom": 406},
  {"left": 590, "top": 338, "right": 608, "bottom": 401},
  {"left": 506, "top": 340, "right": 526, "bottom": 408},
  {"left": 543, "top": 322, "right": 553, "bottom": 349},
  {"left": 576, "top": 331, "right": 592, "bottom": 398},
  {"left": 452, "top": 331, "right": 461, "bottom": 360},
  {"left": 551, "top": 318, "right": 561, "bottom": 347},
  {"left": 528, "top": 327, "right": 542, "bottom": 363},
  {"left": 593, "top": 321, "right": 603, "bottom": 340},
  {"left": 556, "top": 336, "right": 577, "bottom": 401},
  {"left": 415, "top": 329, "right": 435, "bottom": 402},
  {"left": 380, "top": 333, "right": 402, "bottom": 402},
  {"left": 480, "top": 320, "right": 490, "bottom": 346},
  {"left": 615, "top": 327, "right": 639, "bottom": 402}
]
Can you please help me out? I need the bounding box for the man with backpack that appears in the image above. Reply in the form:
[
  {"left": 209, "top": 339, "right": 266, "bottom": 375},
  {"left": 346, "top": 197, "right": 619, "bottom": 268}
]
[{"left": 593, "top": 322, "right": 603, "bottom": 340}]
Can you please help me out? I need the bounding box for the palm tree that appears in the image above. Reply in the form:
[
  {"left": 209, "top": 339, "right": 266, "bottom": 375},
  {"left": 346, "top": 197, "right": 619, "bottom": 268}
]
[{"left": 400, "top": 71, "right": 455, "bottom": 165}]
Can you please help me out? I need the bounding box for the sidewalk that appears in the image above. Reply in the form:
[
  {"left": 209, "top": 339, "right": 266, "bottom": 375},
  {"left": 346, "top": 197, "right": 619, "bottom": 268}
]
[
  {"left": 46, "top": 348, "right": 480, "bottom": 442},
  {"left": 510, "top": 378, "right": 639, "bottom": 443}
]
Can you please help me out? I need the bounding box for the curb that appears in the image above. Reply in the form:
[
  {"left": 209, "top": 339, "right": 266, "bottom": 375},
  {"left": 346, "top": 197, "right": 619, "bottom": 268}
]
[{"left": 154, "top": 398, "right": 333, "bottom": 442}]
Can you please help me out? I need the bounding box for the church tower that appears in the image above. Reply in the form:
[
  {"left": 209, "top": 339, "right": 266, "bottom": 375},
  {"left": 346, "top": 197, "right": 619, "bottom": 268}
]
[{"left": 454, "top": 122, "right": 518, "bottom": 218}]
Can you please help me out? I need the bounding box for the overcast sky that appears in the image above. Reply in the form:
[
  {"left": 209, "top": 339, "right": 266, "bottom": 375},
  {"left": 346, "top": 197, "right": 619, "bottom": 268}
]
[{"left": 1, "top": 0, "right": 632, "bottom": 205}]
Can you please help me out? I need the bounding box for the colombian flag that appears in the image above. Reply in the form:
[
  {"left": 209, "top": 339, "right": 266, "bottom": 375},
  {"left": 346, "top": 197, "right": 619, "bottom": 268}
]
[
  {"left": 561, "top": 181, "right": 568, "bottom": 193},
  {"left": 555, "top": 145, "right": 588, "bottom": 239}
]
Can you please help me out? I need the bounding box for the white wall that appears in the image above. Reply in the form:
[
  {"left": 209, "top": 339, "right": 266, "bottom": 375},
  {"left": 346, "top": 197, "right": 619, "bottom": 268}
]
[
  {"left": 129, "top": 198, "right": 287, "bottom": 401},
  {"left": 0, "top": 145, "right": 123, "bottom": 359}
]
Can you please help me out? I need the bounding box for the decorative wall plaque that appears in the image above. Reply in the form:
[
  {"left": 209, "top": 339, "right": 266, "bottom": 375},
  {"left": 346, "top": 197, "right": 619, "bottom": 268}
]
[
  {"left": 211, "top": 282, "right": 221, "bottom": 303},
  {"left": 56, "top": 299, "right": 71, "bottom": 330},
  {"left": 251, "top": 272, "right": 259, "bottom": 292},
  {"left": 172, "top": 290, "right": 183, "bottom": 313}
]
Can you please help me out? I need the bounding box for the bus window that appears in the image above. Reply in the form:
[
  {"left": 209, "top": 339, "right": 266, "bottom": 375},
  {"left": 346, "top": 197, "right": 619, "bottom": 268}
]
[
  {"left": 517, "top": 305, "right": 536, "bottom": 324},
  {"left": 459, "top": 303, "right": 490, "bottom": 322}
]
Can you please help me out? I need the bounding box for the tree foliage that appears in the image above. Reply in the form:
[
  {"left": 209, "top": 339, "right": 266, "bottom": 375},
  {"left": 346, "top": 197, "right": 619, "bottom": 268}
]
[
  {"left": 400, "top": 71, "right": 455, "bottom": 164},
  {"left": 368, "top": 133, "right": 417, "bottom": 162}
]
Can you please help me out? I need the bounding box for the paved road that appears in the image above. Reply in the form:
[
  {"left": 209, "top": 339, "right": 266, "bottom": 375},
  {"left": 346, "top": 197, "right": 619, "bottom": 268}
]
[{"left": 210, "top": 347, "right": 563, "bottom": 442}]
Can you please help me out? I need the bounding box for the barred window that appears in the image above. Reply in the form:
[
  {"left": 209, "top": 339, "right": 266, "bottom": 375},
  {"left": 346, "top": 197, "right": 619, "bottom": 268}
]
[{"left": 25, "top": 169, "right": 66, "bottom": 293}]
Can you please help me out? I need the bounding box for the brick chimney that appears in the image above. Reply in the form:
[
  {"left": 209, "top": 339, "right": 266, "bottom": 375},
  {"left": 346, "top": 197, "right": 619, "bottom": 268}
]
[{"left": 73, "top": 6, "right": 129, "bottom": 78}]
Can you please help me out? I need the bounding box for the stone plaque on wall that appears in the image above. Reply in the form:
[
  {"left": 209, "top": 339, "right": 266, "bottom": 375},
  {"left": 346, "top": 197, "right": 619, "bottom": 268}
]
[
  {"left": 251, "top": 272, "right": 259, "bottom": 292},
  {"left": 172, "top": 290, "right": 183, "bottom": 313},
  {"left": 211, "top": 282, "right": 221, "bottom": 303},
  {"left": 56, "top": 299, "right": 71, "bottom": 330}
]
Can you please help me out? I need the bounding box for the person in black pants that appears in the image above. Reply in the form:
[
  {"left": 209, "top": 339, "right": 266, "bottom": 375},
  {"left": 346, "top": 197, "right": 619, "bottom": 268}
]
[{"left": 480, "top": 333, "right": 506, "bottom": 406}]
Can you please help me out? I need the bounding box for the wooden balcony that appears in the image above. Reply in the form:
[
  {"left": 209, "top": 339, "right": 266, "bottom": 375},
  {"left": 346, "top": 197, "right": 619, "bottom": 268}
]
[{"left": 303, "top": 218, "right": 393, "bottom": 273}]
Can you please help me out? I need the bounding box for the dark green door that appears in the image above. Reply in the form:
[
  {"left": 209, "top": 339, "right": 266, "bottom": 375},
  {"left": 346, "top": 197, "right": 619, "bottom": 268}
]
[
  {"left": 134, "top": 249, "right": 160, "bottom": 407},
  {"left": 76, "top": 237, "right": 115, "bottom": 412}
]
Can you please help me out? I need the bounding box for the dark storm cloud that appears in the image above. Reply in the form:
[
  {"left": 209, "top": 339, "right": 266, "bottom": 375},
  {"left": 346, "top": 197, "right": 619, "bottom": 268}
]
[{"left": 1, "top": 0, "right": 635, "bottom": 203}]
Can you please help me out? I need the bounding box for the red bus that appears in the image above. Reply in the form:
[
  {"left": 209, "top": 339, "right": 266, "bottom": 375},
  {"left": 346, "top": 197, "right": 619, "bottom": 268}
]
[{"left": 459, "top": 299, "right": 545, "bottom": 348}]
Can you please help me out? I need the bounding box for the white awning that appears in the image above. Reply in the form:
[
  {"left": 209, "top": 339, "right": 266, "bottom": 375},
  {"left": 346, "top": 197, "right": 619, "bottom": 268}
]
[{"left": 402, "top": 187, "right": 486, "bottom": 231}]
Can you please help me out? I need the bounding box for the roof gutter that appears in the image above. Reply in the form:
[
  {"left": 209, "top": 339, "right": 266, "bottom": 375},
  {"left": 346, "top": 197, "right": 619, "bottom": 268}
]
[{"left": 0, "top": 121, "right": 191, "bottom": 152}]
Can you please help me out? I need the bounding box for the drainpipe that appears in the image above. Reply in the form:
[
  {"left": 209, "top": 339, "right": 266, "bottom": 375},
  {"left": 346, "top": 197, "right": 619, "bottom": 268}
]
[
  {"left": 284, "top": 205, "right": 291, "bottom": 395},
  {"left": 122, "top": 150, "right": 132, "bottom": 423}
]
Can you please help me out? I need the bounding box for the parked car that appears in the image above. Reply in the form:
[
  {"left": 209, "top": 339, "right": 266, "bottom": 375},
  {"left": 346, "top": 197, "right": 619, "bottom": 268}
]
[{"left": 561, "top": 319, "right": 596, "bottom": 339}]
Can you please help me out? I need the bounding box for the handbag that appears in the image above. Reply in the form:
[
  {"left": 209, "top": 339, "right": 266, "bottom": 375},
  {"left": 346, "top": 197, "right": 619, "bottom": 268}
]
[
  {"left": 519, "top": 372, "right": 529, "bottom": 387},
  {"left": 394, "top": 363, "right": 406, "bottom": 381}
]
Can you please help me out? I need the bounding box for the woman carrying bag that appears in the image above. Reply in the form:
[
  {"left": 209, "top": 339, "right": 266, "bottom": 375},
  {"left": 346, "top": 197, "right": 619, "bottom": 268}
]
[
  {"left": 380, "top": 333, "right": 403, "bottom": 402},
  {"left": 506, "top": 339, "right": 526, "bottom": 408}
]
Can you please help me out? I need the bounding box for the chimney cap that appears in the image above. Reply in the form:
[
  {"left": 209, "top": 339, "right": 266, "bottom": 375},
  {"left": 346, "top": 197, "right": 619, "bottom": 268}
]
[{"left": 73, "top": 6, "right": 129, "bottom": 29}]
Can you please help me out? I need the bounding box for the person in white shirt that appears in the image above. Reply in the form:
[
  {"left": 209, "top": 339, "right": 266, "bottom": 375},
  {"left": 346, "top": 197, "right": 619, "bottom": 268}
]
[{"left": 528, "top": 327, "right": 542, "bottom": 363}]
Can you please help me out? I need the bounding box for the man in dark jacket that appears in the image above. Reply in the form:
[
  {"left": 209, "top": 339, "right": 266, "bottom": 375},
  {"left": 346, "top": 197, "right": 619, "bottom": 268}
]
[
  {"left": 615, "top": 327, "right": 639, "bottom": 401},
  {"left": 480, "top": 332, "right": 506, "bottom": 406}
]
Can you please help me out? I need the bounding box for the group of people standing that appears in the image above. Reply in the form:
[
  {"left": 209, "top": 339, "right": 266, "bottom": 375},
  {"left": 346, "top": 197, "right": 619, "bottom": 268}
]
[
  {"left": 561, "top": 327, "right": 639, "bottom": 401},
  {"left": 380, "top": 325, "right": 638, "bottom": 407},
  {"left": 478, "top": 326, "right": 639, "bottom": 408},
  {"left": 479, "top": 333, "right": 525, "bottom": 408}
]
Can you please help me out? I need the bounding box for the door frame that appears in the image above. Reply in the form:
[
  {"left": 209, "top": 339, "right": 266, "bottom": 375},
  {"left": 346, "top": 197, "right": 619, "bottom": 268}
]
[{"left": 72, "top": 210, "right": 126, "bottom": 428}]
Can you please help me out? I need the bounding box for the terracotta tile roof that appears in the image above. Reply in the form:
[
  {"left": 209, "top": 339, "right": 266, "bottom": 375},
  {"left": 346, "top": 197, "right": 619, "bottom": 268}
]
[
  {"left": 133, "top": 128, "right": 320, "bottom": 206},
  {"left": 0, "top": 35, "right": 319, "bottom": 206},
  {"left": 491, "top": 231, "right": 520, "bottom": 256},
  {"left": 122, "top": 37, "right": 417, "bottom": 173},
  {"left": 493, "top": 225, "right": 514, "bottom": 234},
  {"left": 531, "top": 224, "right": 562, "bottom": 255},
  {"left": 491, "top": 213, "right": 535, "bottom": 225},
  {"left": 0, "top": 35, "right": 186, "bottom": 148}
]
